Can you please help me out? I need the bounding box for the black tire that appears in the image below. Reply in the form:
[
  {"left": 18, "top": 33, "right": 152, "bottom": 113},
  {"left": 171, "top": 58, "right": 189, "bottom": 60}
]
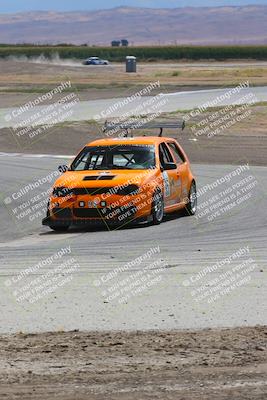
[
  {"left": 185, "top": 181, "right": 197, "bottom": 216},
  {"left": 151, "top": 190, "right": 164, "bottom": 225},
  {"left": 49, "top": 225, "right": 70, "bottom": 232}
]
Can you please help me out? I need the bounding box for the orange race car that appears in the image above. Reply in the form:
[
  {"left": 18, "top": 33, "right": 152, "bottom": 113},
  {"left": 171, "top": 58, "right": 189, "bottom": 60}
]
[{"left": 42, "top": 121, "right": 197, "bottom": 231}]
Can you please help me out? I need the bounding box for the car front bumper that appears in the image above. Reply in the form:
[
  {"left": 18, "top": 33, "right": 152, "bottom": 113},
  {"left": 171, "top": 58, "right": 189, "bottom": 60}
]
[{"left": 42, "top": 204, "right": 148, "bottom": 227}]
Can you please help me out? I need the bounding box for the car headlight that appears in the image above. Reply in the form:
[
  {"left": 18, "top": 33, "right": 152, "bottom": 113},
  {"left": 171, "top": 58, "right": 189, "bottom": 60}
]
[{"left": 117, "top": 184, "right": 139, "bottom": 196}]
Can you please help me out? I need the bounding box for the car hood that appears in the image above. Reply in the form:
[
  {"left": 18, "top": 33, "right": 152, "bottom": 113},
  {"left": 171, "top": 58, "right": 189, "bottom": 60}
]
[{"left": 53, "top": 169, "right": 159, "bottom": 189}]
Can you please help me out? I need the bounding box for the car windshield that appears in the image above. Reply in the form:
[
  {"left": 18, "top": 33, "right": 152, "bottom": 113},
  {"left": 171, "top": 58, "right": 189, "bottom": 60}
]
[{"left": 71, "top": 145, "right": 156, "bottom": 171}]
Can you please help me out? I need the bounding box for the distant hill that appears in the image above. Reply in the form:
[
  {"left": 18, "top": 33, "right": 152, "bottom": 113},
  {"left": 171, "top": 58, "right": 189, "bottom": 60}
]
[{"left": 0, "top": 6, "right": 267, "bottom": 45}]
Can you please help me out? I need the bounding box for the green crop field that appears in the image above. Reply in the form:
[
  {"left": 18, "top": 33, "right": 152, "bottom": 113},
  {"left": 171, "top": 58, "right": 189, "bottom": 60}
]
[{"left": 0, "top": 45, "right": 267, "bottom": 61}]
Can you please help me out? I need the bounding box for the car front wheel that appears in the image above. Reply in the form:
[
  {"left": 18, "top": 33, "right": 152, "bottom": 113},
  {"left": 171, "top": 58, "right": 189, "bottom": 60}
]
[
  {"left": 151, "top": 190, "right": 164, "bottom": 225},
  {"left": 186, "top": 181, "right": 197, "bottom": 215}
]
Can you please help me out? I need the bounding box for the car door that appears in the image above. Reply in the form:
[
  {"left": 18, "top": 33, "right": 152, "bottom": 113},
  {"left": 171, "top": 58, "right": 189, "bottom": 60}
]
[
  {"left": 167, "top": 141, "right": 188, "bottom": 204},
  {"left": 159, "top": 143, "right": 182, "bottom": 207}
]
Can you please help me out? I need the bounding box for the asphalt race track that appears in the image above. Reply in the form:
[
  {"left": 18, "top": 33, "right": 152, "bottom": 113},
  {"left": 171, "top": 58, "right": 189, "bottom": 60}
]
[
  {"left": 0, "top": 86, "right": 267, "bottom": 128},
  {"left": 0, "top": 153, "right": 266, "bottom": 333}
]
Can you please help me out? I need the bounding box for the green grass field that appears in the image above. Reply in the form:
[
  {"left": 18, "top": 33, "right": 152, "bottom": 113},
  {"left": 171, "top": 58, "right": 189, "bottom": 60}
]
[{"left": 0, "top": 45, "right": 267, "bottom": 61}]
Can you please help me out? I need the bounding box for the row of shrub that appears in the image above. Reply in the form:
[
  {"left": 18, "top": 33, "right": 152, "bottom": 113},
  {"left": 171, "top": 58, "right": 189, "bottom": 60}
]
[{"left": 0, "top": 45, "right": 267, "bottom": 61}]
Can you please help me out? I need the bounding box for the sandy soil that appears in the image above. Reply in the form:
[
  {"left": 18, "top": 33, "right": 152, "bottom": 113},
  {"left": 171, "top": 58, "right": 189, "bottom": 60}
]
[
  {"left": 0, "top": 326, "right": 266, "bottom": 400},
  {"left": 1, "top": 59, "right": 267, "bottom": 91}
]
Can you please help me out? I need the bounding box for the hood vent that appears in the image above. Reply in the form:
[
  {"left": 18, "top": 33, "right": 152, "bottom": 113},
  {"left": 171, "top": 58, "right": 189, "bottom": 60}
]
[{"left": 83, "top": 175, "right": 115, "bottom": 181}]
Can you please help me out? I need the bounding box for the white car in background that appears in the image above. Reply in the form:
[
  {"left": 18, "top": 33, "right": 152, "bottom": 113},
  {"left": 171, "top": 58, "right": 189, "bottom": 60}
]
[{"left": 82, "top": 57, "right": 109, "bottom": 65}]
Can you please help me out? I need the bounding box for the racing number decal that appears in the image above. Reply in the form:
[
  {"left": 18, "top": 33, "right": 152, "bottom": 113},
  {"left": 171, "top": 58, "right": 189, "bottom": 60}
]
[
  {"left": 163, "top": 172, "right": 182, "bottom": 199},
  {"left": 160, "top": 143, "right": 182, "bottom": 201},
  {"left": 162, "top": 171, "right": 171, "bottom": 198}
]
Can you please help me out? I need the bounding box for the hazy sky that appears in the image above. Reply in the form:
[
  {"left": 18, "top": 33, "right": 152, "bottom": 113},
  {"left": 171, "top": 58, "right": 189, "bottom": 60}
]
[{"left": 0, "top": 0, "right": 267, "bottom": 13}]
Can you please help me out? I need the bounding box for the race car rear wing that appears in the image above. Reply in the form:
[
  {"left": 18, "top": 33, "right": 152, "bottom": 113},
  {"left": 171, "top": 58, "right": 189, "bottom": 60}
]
[{"left": 102, "top": 120, "right": 186, "bottom": 137}]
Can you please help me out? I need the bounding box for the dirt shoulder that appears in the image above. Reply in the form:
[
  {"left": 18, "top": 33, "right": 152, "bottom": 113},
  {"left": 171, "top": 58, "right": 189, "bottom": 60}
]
[
  {"left": 0, "top": 59, "right": 265, "bottom": 101},
  {"left": 1, "top": 128, "right": 266, "bottom": 166},
  {"left": 1, "top": 110, "right": 267, "bottom": 166},
  {"left": 0, "top": 326, "right": 266, "bottom": 400},
  {"left": 1, "top": 60, "right": 267, "bottom": 90}
]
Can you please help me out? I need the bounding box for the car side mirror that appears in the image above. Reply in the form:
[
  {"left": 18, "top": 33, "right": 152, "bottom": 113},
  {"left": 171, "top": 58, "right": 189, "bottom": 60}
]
[
  {"left": 58, "top": 165, "right": 69, "bottom": 173},
  {"left": 163, "top": 162, "right": 177, "bottom": 171}
]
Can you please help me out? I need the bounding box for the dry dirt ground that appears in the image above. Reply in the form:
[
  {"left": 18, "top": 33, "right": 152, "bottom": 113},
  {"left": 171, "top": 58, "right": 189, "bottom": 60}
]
[
  {"left": 0, "top": 327, "right": 266, "bottom": 400},
  {"left": 1, "top": 60, "right": 267, "bottom": 97},
  {"left": 1, "top": 110, "right": 267, "bottom": 165}
]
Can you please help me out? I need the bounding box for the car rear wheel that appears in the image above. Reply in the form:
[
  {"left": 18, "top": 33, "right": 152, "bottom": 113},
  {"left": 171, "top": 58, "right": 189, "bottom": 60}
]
[
  {"left": 186, "top": 181, "right": 197, "bottom": 215},
  {"left": 151, "top": 190, "right": 164, "bottom": 225},
  {"left": 49, "top": 225, "right": 70, "bottom": 232}
]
